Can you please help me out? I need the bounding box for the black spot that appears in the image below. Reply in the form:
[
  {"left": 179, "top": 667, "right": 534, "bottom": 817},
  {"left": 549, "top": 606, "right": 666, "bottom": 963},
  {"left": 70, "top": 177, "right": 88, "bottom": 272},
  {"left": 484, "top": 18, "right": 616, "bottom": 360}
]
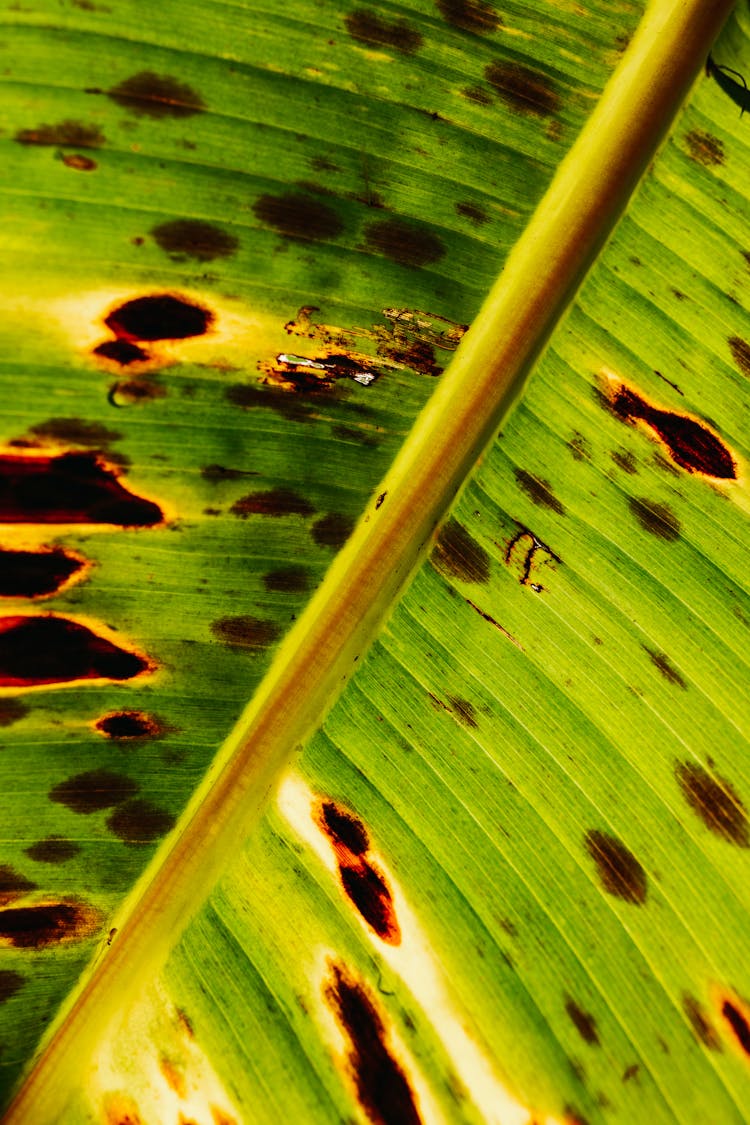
[
  {"left": 340, "top": 861, "right": 400, "bottom": 944},
  {"left": 225, "top": 383, "right": 314, "bottom": 423},
  {"left": 62, "top": 153, "right": 97, "bottom": 172},
  {"left": 364, "top": 218, "right": 445, "bottom": 268},
  {"left": 105, "top": 294, "right": 213, "bottom": 342},
  {"left": 722, "top": 1000, "right": 750, "bottom": 1056},
  {"left": 0, "top": 865, "right": 36, "bottom": 902},
  {"left": 484, "top": 61, "right": 560, "bottom": 117},
  {"left": 627, "top": 497, "right": 680, "bottom": 541},
  {"left": 106, "top": 798, "right": 176, "bottom": 844},
  {"left": 0, "top": 698, "right": 28, "bottom": 726},
  {"left": 0, "top": 901, "right": 98, "bottom": 948},
  {"left": 675, "top": 762, "right": 748, "bottom": 847},
  {"left": 644, "top": 648, "right": 687, "bottom": 689},
  {"left": 210, "top": 616, "right": 281, "bottom": 649},
  {"left": 0, "top": 548, "right": 84, "bottom": 597},
  {"left": 201, "top": 464, "right": 257, "bottom": 483},
  {"left": 729, "top": 337, "right": 750, "bottom": 379},
  {"left": 0, "top": 452, "right": 162, "bottom": 525},
  {"left": 93, "top": 340, "right": 150, "bottom": 365},
  {"left": 455, "top": 201, "right": 488, "bottom": 225},
  {"left": 344, "top": 9, "right": 423, "bottom": 53},
  {"left": 611, "top": 386, "right": 735, "bottom": 478},
  {"left": 25, "top": 837, "right": 81, "bottom": 864},
  {"left": 437, "top": 0, "right": 501, "bottom": 33},
  {"left": 49, "top": 769, "right": 138, "bottom": 815},
  {"left": 253, "top": 192, "right": 344, "bottom": 242},
  {"left": 0, "top": 970, "right": 25, "bottom": 1003},
  {"left": 685, "top": 129, "right": 724, "bottom": 167},
  {"left": 462, "top": 85, "right": 493, "bottom": 105},
  {"left": 320, "top": 801, "right": 370, "bottom": 856},
  {"left": 514, "top": 469, "right": 565, "bottom": 514},
  {"left": 312, "top": 512, "right": 355, "bottom": 548},
  {"left": 29, "top": 418, "right": 121, "bottom": 448},
  {"left": 584, "top": 829, "right": 648, "bottom": 904},
  {"left": 151, "top": 219, "right": 239, "bottom": 262},
  {"left": 432, "top": 518, "right": 490, "bottom": 583},
  {"left": 611, "top": 449, "right": 637, "bottom": 474},
  {"left": 565, "top": 998, "right": 600, "bottom": 1046},
  {"left": 326, "top": 965, "right": 422, "bottom": 1125},
  {"left": 230, "top": 488, "right": 315, "bottom": 518},
  {"left": 95, "top": 711, "right": 166, "bottom": 739},
  {"left": 446, "top": 696, "right": 478, "bottom": 727},
  {"left": 107, "top": 72, "right": 205, "bottom": 118},
  {"left": 0, "top": 616, "right": 149, "bottom": 688},
  {"left": 15, "top": 120, "right": 104, "bottom": 147},
  {"left": 380, "top": 338, "right": 442, "bottom": 377},
  {"left": 683, "top": 993, "right": 721, "bottom": 1049},
  {"left": 263, "top": 566, "right": 311, "bottom": 593}
]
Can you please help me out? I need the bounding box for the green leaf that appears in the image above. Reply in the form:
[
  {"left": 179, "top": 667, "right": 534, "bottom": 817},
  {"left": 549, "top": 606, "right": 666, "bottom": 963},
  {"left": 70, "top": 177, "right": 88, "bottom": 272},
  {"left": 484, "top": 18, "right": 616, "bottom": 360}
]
[{"left": 1, "top": 0, "right": 749, "bottom": 1122}]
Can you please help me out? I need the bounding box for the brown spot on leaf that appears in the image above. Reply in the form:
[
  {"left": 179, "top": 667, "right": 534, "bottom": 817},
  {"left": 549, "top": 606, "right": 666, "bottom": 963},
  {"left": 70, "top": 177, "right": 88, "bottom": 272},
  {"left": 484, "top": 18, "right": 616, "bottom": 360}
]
[
  {"left": 0, "top": 452, "right": 162, "bottom": 525},
  {"left": 15, "top": 120, "right": 104, "bottom": 147},
  {"left": 62, "top": 153, "right": 97, "bottom": 171},
  {"left": 0, "top": 698, "right": 28, "bottom": 725},
  {"left": 319, "top": 800, "right": 370, "bottom": 856},
  {"left": 0, "top": 616, "right": 150, "bottom": 688},
  {"left": 201, "top": 464, "right": 258, "bottom": 483},
  {"left": 344, "top": 9, "right": 423, "bottom": 53},
  {"left": 0, "top": 899, "right": 100, "bottom": 948},
  {"left": 29, "top": 418, "right": 121, "bottom": 447},
  {"left": 611, "top": 449, "right": 637, "bottom": 474},
  {"left": 380, "top": 339, "right": 443, "bottom": 376},
  {"left": 683, "top": 993, "right": 721, "bottom": 1049},
  {"left": 312, "top": 512, "right": 355, "bottom": 548},
  {"left": 210, "top": 615, "right": 281, "bottom": 649},
  {"left": 0, "top": 970, "right": 25, "bottom": 1003},
  {"left": 565, "top": 998, "right": 600, "bottom": 1046},
  {"left": 462, "top": 85, "right": 493, "bottom": 105},
  {"left": 644, "top": 648, "right": 687, "bottom": 689},
  {"left": 675, "top": 762, "right": 748, "bottom": 846},
  {"left": 455, "top": 201, "right": 488, "bottom": 225},
  {"left": 685, "top": 129, "right": 724, "bottom": 167},
  {"left": 432, "top": 518, "right": 490, "bottom": 583},
  {"left": 627, "top": 497, "right": 680, "bottom": 541},
  {"left": 107, "top": 72, "right": 205, "bottom": 118},
  {"left": 364, "top": 218, "right": 445, "bottom": 268},
  {"left": 103, "top": 1091, "right": 144, "bottom": 1125},
  {"left": 94, "top": 340, "right": 150, "bottom": 365},
  {"left": 159, "top": 1056, "right": 187, "bottom": 1098},
  {"left": 325, "top": 964, "right": 422, "bottom": 1125},
  {"left": 0, "top": 866, "right": 36, "bottom": 905},
  {"left": 151, "top": 219, "right": 239, "bottom": 262},
  {"left": 225, "top": 383, "right": 314, "bottom": 423},
  {"left": 437, "top": 0, "right": 501, "bottom": 33},
  {"left": 49, "top": 768, "right": 138, "bottom": 815},
  {"left": 0, "top": 547, "right": 85, "bottom": 598},
  {"left": 95, "top": 711, "right": 166, "bottom": 739},
  {"left": 263, "top": 566, "right": 311, "bottom": 593},
  {"left": 729, "top": 336, "right": 750, "bottom": 378},
  {"left": 446, "top": 696, "right": 477, "bottom": 727},
  {"left": 230, "top": 488, "right": 314, "bottom": 518},
  {"left": 514, "top": 469, "right": 565, "bottom": 514},
  {"left": 24, "top": 837, "right": 81, "bottom": 864},
  {"left": 584, "top": 829, "right": 648, "bottom": 904},
  {"left": 721, "top": 997, "right": 750, "bottom": 1057},
  {"left": 567, "top": 433, "right": 590, "bottom": 461},
  {"left": 340, "top": 861, "right": 401, "bottom": 944},
  {"left": 253, "top": 192, "right": 344, "bottom": 242},
  {"left": 106, "top": 799, "right": 176, "bottom": 844},
  {"left": 484, "top": 61, "right": 560, "bottom": 117},
  {"left": 105, "top": 293, "right": 213, "bottom": 341}
]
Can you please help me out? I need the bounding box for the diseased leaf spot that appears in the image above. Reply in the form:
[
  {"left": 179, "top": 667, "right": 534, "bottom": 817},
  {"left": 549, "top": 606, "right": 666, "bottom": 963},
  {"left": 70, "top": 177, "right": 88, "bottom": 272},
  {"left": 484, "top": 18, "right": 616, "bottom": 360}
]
[
  {"left": 15, "top": 120, "right": 104, "bottom": 147},
  {"left": 312, "top": 512, "right": 355, "bottom": 548},
  {"left": 462, "top": 85, "right": 493, "bottom": 105},
  {"left": 722, "top": 999, "right": 750, "bottom": 1056},
  {"left": 95, "top": 711, "right": 166, "bottom": 740},
  {"left": 345, "top": 9, "right": 422, "bottom": 53},
  {"left": 201, "top": 464, "right": 258, "bottom": 483},
  {"left": 49, "top": 769, "right": 138, "bottom": 814},
  {"left": 513, "top": 469, "right": 565, "bottom": 514},
  {"left": 102, "top": 1092, "right": 144, "bottom": 1125},
  {"left": 105, "top": 294, "right": 213, "bottom": 341},
  {"left": 565, "top": 998, "right": 600, "bottom": 1046},
  {"left": 0, "top": 698, "right": 28, "bottom": 726},
  {"left": 611, "top": 449, "right": 637, "bottom": 474},
  {"left": 0, "top": 900, "right": 100, "bottom": 948},
  {"left": 568, "top": 433, "right": 590, "bottom": 461},
  {"left": 675, "top": 762, "right": 748, "bottom": 846},
  {"left": 210, "top": 616, "right": 281, "bottom": 649},
  {"left": 230, "top": 488, "right": 315, "bottom": 519},
  {"left": 320, "top": 801, "right": 370, "bottom": 856},
  {"left": 340, "top": 861, "right": 401, "bottom": 944},
  {"left": 151, "top": 219, "right": 239, "bottom": 262},
  {"left": 263, "top": 566, "right": 311, "bottom": 593},
  {"left": 729, "top": 336, "right": 750, "bottom": 378},
  {"left": 0, "top": 970, "right": 25, "bottom": 1003},
  {"left": 94, "top": 340, "right": 150, "bottom": 365},
  {"left": 325, "top": 964, "right": 423, "bottom": 1125},
  {"left": 364, "top": 218, "right": 445, "bottom": 268},
  {"left": 627, "top": 497, "right": 680, "bottom": 541},
  {"left": 62, "top": 153, "right": 97, "bottom": 172},
  {"left": 0, "top": 452, "right": 163, "bottom": 525},
  {"left": 446, "top": 696, "right": 477, "bottom": 727},
  {"left": 106, "top": 798, "right": 176, "bottom": 844},
  {"left": 455, "top": 201, "right": 489, "bottom": 225},
  {"left": 380, "top": 339, "right": 443, "bottom": 376},
  {"left": 643, "top": 648, "right": 687, "bottom": 689},
  {"left": 0, "top": 548, "right": 85, "bottom": 598},
  {"left": 682, "top": 994, "right": 721, "bottom": 1049},
  {"left": 0, "top": 616, "right": 150, "bottom": 688},
  {"left": 432, "top": 518, "right": 490, "bottom": 583},
  {"left": 106, "top": 72, "right": 205, "bottom": 118},
  {"left": 24, "top": 837, "right": 81, "bottom": 864},
  {"left": 29, "top": 418, "right": 121, "bottom": 448},
  {"left": 0, "top": 865, "right": 37, "bottom": 904},
  {"left": 685, "top": 129, "right": 724, "bottom": 167},
  {"left": 253, "top": 192, "right": 344, "bottom": 242},
  {"left": 584, "top": 829, "right": 648, "bottom": 904},
  {"left": 437, "top": 0, "right": 501, "bottom": 34},
  {"left": 225, "top": 383, "right": 314, "bottom": 423},
  {"left": 484, "top": 61, "right": 560, "bottom": 117}
]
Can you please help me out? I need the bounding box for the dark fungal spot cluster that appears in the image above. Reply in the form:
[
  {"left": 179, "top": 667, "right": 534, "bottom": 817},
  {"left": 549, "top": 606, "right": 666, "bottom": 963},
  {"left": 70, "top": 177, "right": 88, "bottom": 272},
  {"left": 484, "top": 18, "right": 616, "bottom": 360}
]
[
  {"left": 0, "top": 697, "right": 28, "bottom": 726},
  {"left": 210, "top": 615, "right": 281, "bottom": 650},
  {"left": 505, "top": 525, "right": 560, "bottom": 589},
  {"left": 95, "top": 292, "right": 214, "bottom": 371},
  {"left": 25, "top": 837, "right": 81, "bottom": 865},
  {"left": 29, "top": 417, "right": 121, "bottom": 448},
  {"left": 455, "top": 201, "right": 489, "bottom": 225},
  {"left": 611, "top": 449, "right": 637, "bottom": 474},
  {"left": 344, "top": 9, "right": 423, "bottom": 54},
  {"left": 230, "top": 488, "right": 315, "bottom": 519},
  {"left": 263, "top": 566, "right": 311, "bottom": 593},
  {"left": 95, "top": 710, "right": 167, "bottom": 740},
  {"left": 445, "top": 696, "right": 477, "bottom": 728},
  {"left": 0, "top": 970, "right": 25, "bottom": 1003},
  {"left": 484, "top": 61, "right": 561, "bottom": 117},
  {"left": 0, "top": 865, "right": 37, "bottom": 903},
  {"left": 49, "top": 768, "right": 174, "bottom": 845},
  {"left": 432, "top": 518, "right": 490, "bottom": 584},
  {"left": 513, "top": 468, "right": 565, "bottom": 515},
  {"left": 318, "top": 799, "right": 400, "bottom": 944},
  {"left": 682, "top": 993, "right": 721, "bottom": 1050},
  {"left": 150, "top": 219, "right": 239, "bottom": 263},
  {"left": 312, "top": 512, "right": 355, "bottom": 549},
  {"left": 0, "top": 615, "right": 149, "bottom": 688},
  {"left": 720, "top": 995, "right": 750, "bottom": 1057},
  {"left": 15, "top": 120, "right": 105, "bottom": 148},
  {"left": 61, "top": 153, "right": 97, "bottom": 172},
  {"left": 105, "top": 71, "right": 206, "bottom": 118},
  {"left": 584, "top": 829, "right": 648, "bottom": 904},
  {"left": 0, "top": 548, "right": 84, "bottom": 598},
  {"left": 675, "top": 761, "right": 748, "bottom": 846},
  {"left": 627, "top": 497, "right": 680, "bottom": 541},
  {"left": 0, "top": 900, "right": 99, "bottom": 949},
  {"left": 437, "top": 0, "right": 501, "bottom": 34},
  {"left": 644, "top": 648, "right": 686, "bottom": 689},
  {"left": 729, "top": 336, "right": 750, "bottom": 378},
  {"left": 253, "top": 191, "right": 344, "bottom": 242},
  {"left": 685, "top": 129, "right": 724, "bottom": 167},
  {"left": 364, "top": 218, "right": 445, "bottom": 269},
  {"left": 325, "top": 963, "right": 422, "bottom": 1125},
  {"left": 107, "top": 799, "right": 176, "bottom": 845},
  {"left": 565, "top": 997, "right": 600, "bottom": 1046}
]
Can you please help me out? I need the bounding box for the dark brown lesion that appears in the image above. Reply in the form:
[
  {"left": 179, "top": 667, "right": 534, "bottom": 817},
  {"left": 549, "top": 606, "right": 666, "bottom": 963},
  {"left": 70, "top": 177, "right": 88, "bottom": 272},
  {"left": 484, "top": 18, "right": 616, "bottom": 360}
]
[
  {"left": 719, "top": 993, "right": 750, "bottom": 1058},
  {"left": 0, "top": 899, "right": 101, "bottom": 948},
  {"left": 432, "top": 518, "right": 490, "bottom": 584},
  {"left": 94, "top": 710, "right": 168, "bottom": 740},
  {"left": 584, "top": 829, "right": 648, "bottom": 904},
  {"left": 484, "top": 61, "right": 561, "bottom": 117},
  {"left": 504, "top": 525, "right": 560, "bottom": 590},
  {"left": 14, "top": 120, "right": 105, "bottom": 147},
  {"left": 675, "top": 762, "right": 748, "bottom": 846},
  {"left": 0, "top": 616, "right": 152, "bottom": 688},
  {"left": 104, "top": 72, "right": 206, "bottom": 118},
  {"left": 344, "top": 9, "right": 423, "bottom": 54},
  {"left": 0, "top": 547, "right": 86, "bottom": 598}
]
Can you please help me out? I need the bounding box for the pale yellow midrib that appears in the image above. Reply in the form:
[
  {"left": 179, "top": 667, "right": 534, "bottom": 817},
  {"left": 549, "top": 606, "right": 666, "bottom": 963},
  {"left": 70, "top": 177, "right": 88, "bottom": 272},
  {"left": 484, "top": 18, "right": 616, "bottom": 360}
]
[{"left": 5, "top": 1, "right": 734, "bottom": 1120}]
